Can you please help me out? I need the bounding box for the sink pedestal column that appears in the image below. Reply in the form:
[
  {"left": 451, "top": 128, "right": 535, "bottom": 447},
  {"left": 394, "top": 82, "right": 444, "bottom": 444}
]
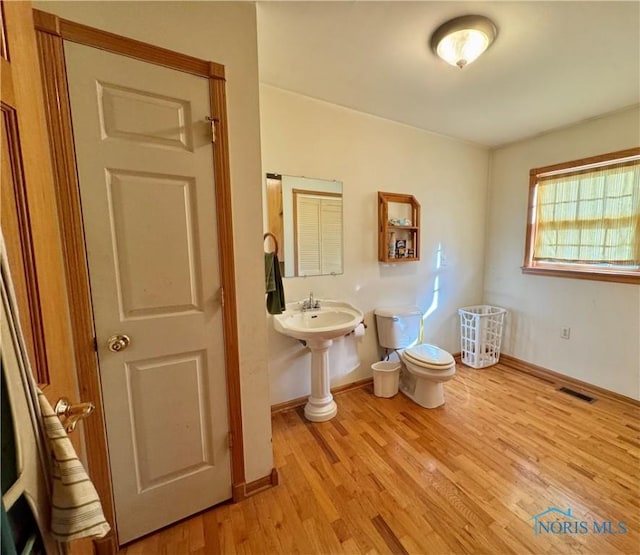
[{"left": 304, "top": 338, "right": 337, "bottom": 422}]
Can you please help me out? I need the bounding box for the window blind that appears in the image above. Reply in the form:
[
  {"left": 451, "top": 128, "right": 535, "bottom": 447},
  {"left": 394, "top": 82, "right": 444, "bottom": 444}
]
[
  {"left": 320, "top": 199, "right": 343, "bottom": 275},
  {"left": 533, "top": 160, "right": 640, "bottom": 268},
  {"left": 297, "top": 196, "right": 322, "bottom": 276},
  {"left": 296, "top": 195, "right": 343, "bottom": 276}
]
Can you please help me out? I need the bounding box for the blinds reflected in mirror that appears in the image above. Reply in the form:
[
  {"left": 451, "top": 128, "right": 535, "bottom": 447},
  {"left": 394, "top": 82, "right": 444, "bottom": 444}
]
[{"left": 294, "top": 192, "right": 343, "bottom": 276}]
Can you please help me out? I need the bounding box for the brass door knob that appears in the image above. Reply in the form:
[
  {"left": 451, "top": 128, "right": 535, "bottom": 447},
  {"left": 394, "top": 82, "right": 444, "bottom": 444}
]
[
  {"left": 54, "top": 397, "right": 95, "bottom": 433},
  {"left": 107, "top": 334, "right": 130, "bottom": 352}
]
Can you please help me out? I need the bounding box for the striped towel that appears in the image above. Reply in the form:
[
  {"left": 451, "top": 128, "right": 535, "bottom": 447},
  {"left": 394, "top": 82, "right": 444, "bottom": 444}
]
[{"left": 37, "top": 391, "right": 111, "bottom": 542}]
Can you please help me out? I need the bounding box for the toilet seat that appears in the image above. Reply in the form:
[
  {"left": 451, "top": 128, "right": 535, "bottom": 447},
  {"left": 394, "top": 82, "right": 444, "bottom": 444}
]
[{"left": 403, "top": 343, "right": 454, "bottom": 369}]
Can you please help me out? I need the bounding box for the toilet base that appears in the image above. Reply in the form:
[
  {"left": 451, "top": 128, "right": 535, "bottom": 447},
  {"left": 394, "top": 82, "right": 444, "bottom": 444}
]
[{"left": 400, "top": 380, "right": 445, "bottom": 408}]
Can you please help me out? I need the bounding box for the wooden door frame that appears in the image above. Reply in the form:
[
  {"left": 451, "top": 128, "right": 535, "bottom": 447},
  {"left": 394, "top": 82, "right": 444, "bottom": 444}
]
[
  {"left": 1, "top": 0, "right": 80, "bottom": 449},
  {"left": 33, "top": 10, "right": 248, "bottom": 548}
]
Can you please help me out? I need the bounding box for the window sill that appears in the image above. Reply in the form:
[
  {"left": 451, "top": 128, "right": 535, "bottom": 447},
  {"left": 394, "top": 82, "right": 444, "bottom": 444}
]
[{"left": 521, "top": 265, "right": 640, "bottom": 284}]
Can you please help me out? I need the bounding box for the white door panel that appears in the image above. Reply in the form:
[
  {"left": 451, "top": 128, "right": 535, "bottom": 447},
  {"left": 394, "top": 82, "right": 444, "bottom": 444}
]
[
  {"left": 107, "top": 170, "right": 203, "bottom": 318},
  {"left": 64, "top": 42, "right": 230, "bottom": 544}
]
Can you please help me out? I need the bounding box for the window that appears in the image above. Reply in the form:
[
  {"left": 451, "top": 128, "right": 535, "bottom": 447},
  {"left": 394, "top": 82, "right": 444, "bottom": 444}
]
[{"left": 523, "top": 148, "right": 640, "bottom": 283}]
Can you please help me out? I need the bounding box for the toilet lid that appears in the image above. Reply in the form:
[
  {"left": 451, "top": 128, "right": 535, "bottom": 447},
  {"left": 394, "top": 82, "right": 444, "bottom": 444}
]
[{"left": 404, "top": 344, "right": 454, "bottom": 367}]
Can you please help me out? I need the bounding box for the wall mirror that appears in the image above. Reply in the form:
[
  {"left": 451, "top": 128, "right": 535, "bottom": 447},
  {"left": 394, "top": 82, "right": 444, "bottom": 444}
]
[{"left": 265, "top": 173, "right": 343, "bottom": 277}]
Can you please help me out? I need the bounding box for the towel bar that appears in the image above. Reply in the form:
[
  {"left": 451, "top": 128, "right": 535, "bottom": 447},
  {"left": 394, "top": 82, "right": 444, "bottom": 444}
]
[{"left": 263, "top": 232, "right": 279, "bottom": 256}]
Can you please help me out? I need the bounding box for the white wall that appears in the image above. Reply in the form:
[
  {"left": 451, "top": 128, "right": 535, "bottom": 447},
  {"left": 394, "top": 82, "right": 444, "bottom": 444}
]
[
  {"left": 35, "top": 1, "right": 273, "bottom": 482},
  {"left": 260, "top": 85, "right": 489, "bottom": 405},
  {"left": 485, "top": 106, "right": 640, "bottom": 400}
]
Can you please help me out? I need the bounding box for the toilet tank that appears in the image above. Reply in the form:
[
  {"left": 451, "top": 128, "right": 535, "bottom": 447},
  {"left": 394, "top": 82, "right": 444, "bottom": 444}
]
[{"left": 374, "top": 306, "right": 423, "bottom": 349}]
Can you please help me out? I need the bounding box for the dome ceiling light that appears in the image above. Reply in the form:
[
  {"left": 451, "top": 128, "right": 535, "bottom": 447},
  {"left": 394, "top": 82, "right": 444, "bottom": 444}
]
[{"left": 430, "top": 15, "right": 497, "bottom": 69}]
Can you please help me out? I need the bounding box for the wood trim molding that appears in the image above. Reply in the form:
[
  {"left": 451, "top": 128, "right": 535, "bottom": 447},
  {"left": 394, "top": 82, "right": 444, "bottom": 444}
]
[
  {"left": 0, "top": 2, "right": 8, "bottom": 61},
  {"left": 292, "top": 188, "right": 300, "bottom": 275},
  {"left": 520, "top": 266, "right": 640, "bottom": 284},
  {"left": 499, "top": 353, "right": 640, "bottom": 408},
  {"left": 246, "top": 468, "right": 279, "bottom": 496},
  {"left": 0, "top": 59, "right": 13, "bottom": 103},
  {"left": 271, "top": 377, "right": 374, "bottom": 414},
  {"left": 522, "top": 169, "right": 537, "bottom": 270},
  {"left": 93, "top": 533, "right": 119, "bottom": 555},
  {"left": 1, "top": 103, "right": 49, "bottom": 386},
  {"left": 209, "top": 76, "right": 246, "bottom": 493},
  {"left": 292, "top": 188, "right": 342, "bottom": 199},
  {"left": 34, "top": 7, "right": 246, "bottom": 543},
  {"left": 34, "top": 26, "right": 117, "bottom": 544},
  {"left": 32, "top": 9, "right": 225, "bottom": 80},
  {"left": 530, "top": 147, "right": 640, "bottom": 176},
  {"left": 243, "top": 478, "right": 267, "bottom": 497},
  {"left": 232, "top": 468, "right": 279, "bottom": 502}
]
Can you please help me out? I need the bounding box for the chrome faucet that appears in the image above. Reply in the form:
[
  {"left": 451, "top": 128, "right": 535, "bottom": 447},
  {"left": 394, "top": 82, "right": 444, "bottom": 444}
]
[{"left": 301, "top": 291, "right": 320, "bottom": 311}]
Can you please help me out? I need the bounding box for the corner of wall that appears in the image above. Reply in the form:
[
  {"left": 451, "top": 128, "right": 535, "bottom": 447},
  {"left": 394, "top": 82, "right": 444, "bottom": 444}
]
[{"left": 480, "top": 150, "right": 495, "bottom": 304}]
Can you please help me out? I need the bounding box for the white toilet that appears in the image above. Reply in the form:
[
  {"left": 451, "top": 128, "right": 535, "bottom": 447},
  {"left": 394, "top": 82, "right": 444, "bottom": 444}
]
[{"left": 374, "top": 306, "right": 456, "bottom": 408}]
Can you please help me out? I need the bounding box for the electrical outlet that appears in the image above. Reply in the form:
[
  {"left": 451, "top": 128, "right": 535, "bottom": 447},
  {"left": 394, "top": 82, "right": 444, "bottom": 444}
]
[{"left": 561, "top": 327, "right": 571, "bottom": 340}]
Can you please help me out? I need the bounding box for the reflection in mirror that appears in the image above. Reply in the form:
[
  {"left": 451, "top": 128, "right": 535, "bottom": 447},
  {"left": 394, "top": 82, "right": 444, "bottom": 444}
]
[{"left": 265, "top": 174, "right": 343, "bottom": 277}]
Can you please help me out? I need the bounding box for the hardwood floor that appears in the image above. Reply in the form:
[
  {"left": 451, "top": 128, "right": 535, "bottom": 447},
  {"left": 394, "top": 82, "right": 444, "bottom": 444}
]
[{"left": 120, "top": 363, "right": 639, "bottom": 554}]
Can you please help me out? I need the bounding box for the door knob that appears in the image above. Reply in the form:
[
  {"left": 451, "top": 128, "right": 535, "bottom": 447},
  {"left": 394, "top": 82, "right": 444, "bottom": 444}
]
[
  {"left": 107, "top": 334, "right": 130, "bottom": 352},
  {"left": 55, "top": 397, "right": 95, "bottom": 433}
]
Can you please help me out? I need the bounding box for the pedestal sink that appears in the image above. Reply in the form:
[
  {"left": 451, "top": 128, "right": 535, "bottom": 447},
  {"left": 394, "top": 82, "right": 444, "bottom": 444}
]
[{"left": 273, "top": 300, "right": 363, "bottom": 422}]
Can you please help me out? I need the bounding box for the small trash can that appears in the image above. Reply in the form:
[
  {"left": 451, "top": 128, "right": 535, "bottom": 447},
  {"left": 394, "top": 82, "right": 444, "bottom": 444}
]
[{"left": 372, "top": 361, "right": 401, "bottom": 398}]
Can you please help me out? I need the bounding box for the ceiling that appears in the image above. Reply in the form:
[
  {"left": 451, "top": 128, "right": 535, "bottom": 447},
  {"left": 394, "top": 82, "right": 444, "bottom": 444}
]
[{"left": 256, "top": 1, "right": 640, "bottom": 148}]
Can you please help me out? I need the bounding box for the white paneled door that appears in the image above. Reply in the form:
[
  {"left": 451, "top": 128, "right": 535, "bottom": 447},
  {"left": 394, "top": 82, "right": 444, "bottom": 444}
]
[{"left": 64, "top": 42, "right": 231, "bottom": 544}]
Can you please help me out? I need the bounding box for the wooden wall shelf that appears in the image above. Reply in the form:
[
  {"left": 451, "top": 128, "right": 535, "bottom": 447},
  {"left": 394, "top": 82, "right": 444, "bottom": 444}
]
[{"left": 378, "top": 192, "right": 421, "bottom": 263}]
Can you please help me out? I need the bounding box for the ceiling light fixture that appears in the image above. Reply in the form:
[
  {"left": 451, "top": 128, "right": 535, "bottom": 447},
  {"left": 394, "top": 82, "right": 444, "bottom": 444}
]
[{"left": 430, "top": 15, "right": 497, "bottom": 69}]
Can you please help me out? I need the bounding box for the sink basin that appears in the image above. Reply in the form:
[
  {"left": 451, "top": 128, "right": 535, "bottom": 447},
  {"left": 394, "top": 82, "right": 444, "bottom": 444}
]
[
  {"left": 272, "top": 299, "right": 364, "bottom": 422},
  {"left": 273, "top": 300, "right": 363, "bottom": 341}
]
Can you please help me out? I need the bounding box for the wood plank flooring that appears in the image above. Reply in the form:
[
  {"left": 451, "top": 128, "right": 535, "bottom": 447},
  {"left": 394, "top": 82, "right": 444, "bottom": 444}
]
[{"left": 120, "top": 363, "right": 640, "bottom": 554}]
